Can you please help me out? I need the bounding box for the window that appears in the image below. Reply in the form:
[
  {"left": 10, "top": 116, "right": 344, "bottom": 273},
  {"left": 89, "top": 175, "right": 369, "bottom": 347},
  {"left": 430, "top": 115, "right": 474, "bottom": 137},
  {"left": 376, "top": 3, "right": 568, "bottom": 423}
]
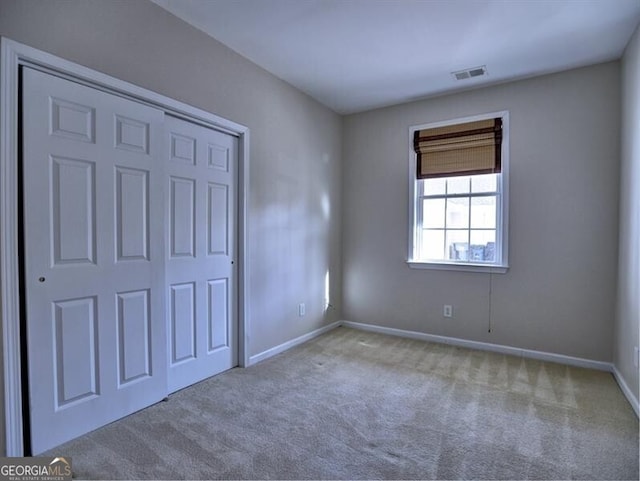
[{"left": 408, "top": 112, "right": 509, "bottom": 272}]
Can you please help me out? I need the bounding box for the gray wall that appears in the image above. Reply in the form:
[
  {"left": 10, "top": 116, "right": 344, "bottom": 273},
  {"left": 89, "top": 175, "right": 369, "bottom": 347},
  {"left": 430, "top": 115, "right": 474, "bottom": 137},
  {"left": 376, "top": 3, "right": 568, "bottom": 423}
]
[
  {"left": 342, "top": 62, "right": 620, "bottom": 362},
  {"left": 0, "top": 0, "right": 343, "bottom": 356},
  {"left": 616, "top": 24, "right": 640, "bottom": 404},
  {"left": 0, "top": 0, "right": 343, "bottom": 454}
]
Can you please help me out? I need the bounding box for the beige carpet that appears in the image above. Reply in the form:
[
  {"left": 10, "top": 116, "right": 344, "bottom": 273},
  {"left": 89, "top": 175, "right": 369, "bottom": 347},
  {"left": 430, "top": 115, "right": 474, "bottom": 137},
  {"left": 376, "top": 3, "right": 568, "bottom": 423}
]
[{"left": 47, "top": 327, "right": 639, "bottom": 480}]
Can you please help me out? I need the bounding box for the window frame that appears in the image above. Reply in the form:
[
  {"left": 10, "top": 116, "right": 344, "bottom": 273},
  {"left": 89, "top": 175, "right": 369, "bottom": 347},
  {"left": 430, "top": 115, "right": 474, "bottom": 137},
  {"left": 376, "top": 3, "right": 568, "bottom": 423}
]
[{"left": 408, "top": 111, "right": 509, "bottom": 273}]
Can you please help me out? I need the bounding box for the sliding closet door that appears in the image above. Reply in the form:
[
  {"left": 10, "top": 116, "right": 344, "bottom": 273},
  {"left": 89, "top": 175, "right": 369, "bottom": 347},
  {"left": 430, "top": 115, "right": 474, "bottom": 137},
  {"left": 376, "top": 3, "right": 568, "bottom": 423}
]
[
  {"left": 22, "top": 67, "right": 167, "bottom": 454},
  {"left": 165, "top": 115, "right": 238, "bottom": 393}
]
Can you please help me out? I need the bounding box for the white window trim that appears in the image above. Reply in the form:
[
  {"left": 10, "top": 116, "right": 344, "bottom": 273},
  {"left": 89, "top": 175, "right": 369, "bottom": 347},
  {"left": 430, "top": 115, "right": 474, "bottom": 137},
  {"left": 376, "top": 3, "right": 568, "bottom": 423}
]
[{"left": 407, "top": 110, "right": 510, "bottom": 273}]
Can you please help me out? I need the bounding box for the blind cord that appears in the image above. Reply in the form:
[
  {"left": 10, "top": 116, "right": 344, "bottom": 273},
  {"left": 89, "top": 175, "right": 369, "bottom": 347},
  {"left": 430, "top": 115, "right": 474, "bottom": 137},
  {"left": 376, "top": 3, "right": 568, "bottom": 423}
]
[{"left": 488, "top": 269, "right": 493, "bottom": 333}]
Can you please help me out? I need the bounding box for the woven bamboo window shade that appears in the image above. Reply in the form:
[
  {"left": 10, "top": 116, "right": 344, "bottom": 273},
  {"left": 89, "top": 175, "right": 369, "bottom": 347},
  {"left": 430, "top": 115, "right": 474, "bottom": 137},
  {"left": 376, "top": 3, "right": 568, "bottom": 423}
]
[{"left": 413, "top": 118, "right": 503, "bottom": 179}]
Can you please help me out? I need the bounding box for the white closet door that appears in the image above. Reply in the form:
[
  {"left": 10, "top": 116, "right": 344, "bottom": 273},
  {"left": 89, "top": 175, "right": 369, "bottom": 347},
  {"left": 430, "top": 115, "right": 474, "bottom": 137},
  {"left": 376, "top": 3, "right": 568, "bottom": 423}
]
[
  {"left": 165, "top": 115, "right": 238, "bottom": 393},
  {"left": 22, "top": 68, "right": 167, "bottom": 454}
]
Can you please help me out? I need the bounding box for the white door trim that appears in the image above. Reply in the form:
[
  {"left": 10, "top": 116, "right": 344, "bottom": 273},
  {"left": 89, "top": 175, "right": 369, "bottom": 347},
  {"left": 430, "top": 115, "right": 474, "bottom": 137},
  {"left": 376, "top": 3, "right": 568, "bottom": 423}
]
[{"left": 0, "top": 37, "right": 251, "bottom": 456}]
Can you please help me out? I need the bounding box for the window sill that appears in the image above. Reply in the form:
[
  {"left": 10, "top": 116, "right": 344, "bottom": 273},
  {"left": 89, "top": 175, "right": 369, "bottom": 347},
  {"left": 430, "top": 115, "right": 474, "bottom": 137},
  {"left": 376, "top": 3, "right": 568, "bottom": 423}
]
[{"left": 407, "top": 260, "right": 509, "bottom": 274}]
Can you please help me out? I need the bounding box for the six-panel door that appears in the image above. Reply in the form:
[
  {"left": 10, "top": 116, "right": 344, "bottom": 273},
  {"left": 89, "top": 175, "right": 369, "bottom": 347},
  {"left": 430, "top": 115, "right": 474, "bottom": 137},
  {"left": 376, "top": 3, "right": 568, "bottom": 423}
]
[
  {"left": 165, "top": 115, "right": 238, "bottom": 394},
  {"left": 22, "top": 67, "right": 167, "bottom": 454}
]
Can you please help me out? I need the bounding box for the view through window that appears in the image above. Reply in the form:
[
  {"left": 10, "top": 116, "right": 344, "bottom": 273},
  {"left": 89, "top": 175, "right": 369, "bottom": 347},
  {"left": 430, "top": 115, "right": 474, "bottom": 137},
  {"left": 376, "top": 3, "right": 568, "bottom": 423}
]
[{"left": 416, "top": 173, "right": 500, "bottom": 263}]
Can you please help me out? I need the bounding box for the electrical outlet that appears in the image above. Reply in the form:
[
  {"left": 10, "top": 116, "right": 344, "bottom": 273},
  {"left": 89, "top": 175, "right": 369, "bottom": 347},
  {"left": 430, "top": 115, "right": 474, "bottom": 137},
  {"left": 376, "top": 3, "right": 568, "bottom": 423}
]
[
  {"left": 298, "top": 303, "right": 306, "bottom": 317},
  {"left": 634, "top": 346, "right": 639, "bottom": 368},
  {"left": 443, "top": 305, "right": 453, "bottom": 318}
]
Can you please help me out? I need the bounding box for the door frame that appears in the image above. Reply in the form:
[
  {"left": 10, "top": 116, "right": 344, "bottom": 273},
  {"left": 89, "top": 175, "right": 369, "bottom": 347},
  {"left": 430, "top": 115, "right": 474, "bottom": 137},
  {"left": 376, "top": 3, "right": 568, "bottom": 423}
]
[{"left": 0, "top": 37, "right": 251, "bottom": 456}]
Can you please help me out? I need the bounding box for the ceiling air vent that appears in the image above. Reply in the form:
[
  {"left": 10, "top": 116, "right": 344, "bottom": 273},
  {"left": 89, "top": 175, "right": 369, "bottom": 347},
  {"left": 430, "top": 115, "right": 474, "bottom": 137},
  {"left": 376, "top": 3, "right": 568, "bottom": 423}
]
[{"left": 452, "top": 65, "right": 487, "bottom": 81}]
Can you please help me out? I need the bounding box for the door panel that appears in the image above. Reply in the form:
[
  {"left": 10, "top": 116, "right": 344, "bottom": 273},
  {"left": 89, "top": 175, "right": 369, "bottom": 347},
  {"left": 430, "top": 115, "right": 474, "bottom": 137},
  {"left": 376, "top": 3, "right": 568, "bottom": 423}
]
[
  {"left": 23, "top": 67, "right": 167, "bottom": 454},
  {"left": 208, "top": 182, "right": 229, "bottom": 255},
  {"left": 51, "top": 156, "right": 96, "bottom": 265},
  {"left": 208, "top": 278, "right": 229, "bottom": 351},
  {"left": 116, "top": 167, "right": 150, "bottom": 261},
  {"left": 53, "top": 296, "right": 99, "bottom": 407},
  {"left": 165, "top": 116, "right": 238, "bottom": 393},
  {"left": 170, "top": 281, "right": 197, "bottom": 364},
  {"left": 169, "top": 176, "right": 196, "bottom": 257},
  {"left": 116, "top": 289, "right": 152, "bottom": 385}
]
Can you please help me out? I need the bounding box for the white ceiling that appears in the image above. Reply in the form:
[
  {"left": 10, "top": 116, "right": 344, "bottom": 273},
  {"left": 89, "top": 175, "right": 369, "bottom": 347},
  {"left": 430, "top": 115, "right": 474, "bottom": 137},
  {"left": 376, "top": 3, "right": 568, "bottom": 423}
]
[{"left": 152, "top": 0, "right": 640, "bottom": 114}]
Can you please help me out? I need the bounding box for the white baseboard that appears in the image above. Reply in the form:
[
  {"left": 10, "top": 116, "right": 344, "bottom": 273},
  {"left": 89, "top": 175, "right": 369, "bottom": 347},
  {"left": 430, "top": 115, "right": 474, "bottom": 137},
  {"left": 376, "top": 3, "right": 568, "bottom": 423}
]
[
  {"left": 340, "top": 320, "right": 613, "bottom": 372},
  {"left": 247, "top": 319, "right": 638, "bottom": 418},
  {"left": 248, "top": 321, "right": 341, "bottom": 365},
  {"left": 612, "top": 366, "right": 640, "bottom": 418}
]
